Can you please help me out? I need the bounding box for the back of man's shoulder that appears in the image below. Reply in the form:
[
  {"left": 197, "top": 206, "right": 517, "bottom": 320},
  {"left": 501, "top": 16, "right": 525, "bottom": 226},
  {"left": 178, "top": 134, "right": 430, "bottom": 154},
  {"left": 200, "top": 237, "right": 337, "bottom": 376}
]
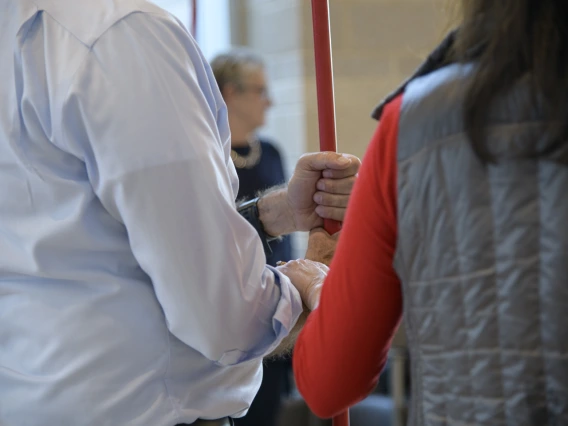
[{"left": 33, "top": 0, "right": 171, "bottom": 47}]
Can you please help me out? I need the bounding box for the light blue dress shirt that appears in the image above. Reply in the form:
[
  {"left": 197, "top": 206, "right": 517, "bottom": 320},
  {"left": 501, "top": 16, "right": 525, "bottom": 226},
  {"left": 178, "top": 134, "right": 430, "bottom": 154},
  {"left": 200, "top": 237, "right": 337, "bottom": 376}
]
[{"left": 0, "top": 1, "right": 304, "bottom": 425}]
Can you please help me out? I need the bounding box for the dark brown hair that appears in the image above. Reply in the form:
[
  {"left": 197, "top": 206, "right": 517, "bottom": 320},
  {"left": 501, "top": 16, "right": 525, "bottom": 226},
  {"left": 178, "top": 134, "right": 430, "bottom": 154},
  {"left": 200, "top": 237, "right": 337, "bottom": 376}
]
[{"left": 452, "top": 1, "right": 568, "bottom": 162}]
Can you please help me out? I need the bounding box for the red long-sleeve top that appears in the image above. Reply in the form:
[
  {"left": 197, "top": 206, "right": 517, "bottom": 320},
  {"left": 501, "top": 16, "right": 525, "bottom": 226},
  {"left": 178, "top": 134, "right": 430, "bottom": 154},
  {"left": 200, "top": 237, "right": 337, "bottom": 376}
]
[{"left": 293, "top": 95, "right": 404, "bottom": 418}]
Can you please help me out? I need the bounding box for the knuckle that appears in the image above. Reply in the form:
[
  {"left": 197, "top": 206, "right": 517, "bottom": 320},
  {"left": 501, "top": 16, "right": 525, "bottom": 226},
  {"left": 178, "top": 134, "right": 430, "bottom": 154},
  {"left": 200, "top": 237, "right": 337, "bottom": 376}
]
[{"left": 323, "top": 179, "right": 337, "bottom": 192}]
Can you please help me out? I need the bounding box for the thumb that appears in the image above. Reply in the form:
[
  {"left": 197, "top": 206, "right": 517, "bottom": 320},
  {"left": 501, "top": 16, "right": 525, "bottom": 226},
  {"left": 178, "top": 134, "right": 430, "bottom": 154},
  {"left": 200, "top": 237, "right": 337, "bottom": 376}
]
[
  {"left": 310, "top": 227, "right": 340, "bottom": 241},
  {"left": 309, "top": 227, "right": 330, "bottom": 237}
]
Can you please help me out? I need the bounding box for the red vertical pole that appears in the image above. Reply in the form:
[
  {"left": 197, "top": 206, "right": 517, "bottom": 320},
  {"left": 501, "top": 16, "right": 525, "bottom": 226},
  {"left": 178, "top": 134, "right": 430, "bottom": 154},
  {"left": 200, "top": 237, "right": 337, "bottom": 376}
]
[
  {"left": 311, "top": 1, "right": 348, "bottom": 423},
  {"left": 311, "top": 0, "right": 342, "bottom": 237},
  {"left": 311, "top": 7, "right": 347, "bottom": 422},
  {"left": 333, "top": 412, "right": 350, "bottom": 426},
  {"left": 191, "top": 0, "right": 198, "bottom": 39}
]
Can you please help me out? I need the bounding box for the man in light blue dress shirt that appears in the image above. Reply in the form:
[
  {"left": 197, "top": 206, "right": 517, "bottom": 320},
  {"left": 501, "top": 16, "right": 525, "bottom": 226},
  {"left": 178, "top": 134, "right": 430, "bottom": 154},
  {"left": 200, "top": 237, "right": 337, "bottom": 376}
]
[{"left": 0, "top": 1, "right": 360, "bottom": 425}]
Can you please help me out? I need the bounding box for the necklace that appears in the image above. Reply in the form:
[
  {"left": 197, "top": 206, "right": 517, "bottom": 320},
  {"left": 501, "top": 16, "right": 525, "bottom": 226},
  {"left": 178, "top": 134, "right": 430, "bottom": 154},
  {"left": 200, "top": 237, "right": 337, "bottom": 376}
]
[{"left": 231, "top": 138, "right": 262, "bottom": 169}]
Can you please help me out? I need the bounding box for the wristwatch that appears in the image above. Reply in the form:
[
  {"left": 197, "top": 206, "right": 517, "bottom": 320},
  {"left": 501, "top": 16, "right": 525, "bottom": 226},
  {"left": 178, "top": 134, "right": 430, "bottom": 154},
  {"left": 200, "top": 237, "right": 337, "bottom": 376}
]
[{"left": 237, "top": 197, "right": 278, "bottom": 256}]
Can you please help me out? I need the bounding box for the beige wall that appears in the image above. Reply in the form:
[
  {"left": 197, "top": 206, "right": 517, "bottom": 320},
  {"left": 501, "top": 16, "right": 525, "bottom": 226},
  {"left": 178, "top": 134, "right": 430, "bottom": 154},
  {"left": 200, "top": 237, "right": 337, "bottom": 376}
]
[
  {"left": 239, "top": 0, "right": 448, "bottom": 157},
  {"left": 305, "top": 0, "right": 448, "bottom": 157},
  {"left": 235, "top": 0, "right": 448, "bottom": 253}
]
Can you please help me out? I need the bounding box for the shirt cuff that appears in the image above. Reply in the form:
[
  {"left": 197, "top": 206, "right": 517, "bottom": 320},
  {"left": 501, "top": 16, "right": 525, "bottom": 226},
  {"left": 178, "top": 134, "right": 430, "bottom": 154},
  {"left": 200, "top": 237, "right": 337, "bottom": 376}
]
[
  {"left": 217, "top": 266, "right": 303, "bottom": 366},
  {"left": 267, "top": 265, "right": 304, "bottom": 340}
]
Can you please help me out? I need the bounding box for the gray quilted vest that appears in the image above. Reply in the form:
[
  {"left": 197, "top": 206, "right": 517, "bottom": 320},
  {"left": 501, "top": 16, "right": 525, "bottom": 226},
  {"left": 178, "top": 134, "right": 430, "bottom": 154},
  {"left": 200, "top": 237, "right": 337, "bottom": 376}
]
[{"left": 375, "top": 34, "right": 568, "bottom": 426}]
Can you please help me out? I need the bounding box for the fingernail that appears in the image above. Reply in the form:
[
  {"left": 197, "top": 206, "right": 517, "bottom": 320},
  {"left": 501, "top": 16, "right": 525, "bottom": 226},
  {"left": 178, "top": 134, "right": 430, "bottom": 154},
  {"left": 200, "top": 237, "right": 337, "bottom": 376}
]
[
  {"left": 314, "top": 194, "right": 323, "bottom": 203},
  {"left": 317, "top": 181, "right": 326, "bottom": 190},
  {"left": 337, "top": 156, "right": 350, "bottom": 166}
]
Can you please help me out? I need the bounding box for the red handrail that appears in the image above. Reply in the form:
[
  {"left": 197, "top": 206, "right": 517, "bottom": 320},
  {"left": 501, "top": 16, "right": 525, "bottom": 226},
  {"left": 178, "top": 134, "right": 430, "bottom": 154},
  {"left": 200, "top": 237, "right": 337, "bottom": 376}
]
[
  {"left": 311, "top": 1, "right": 349, "bottom": 424},
  {"left": 311, "top": 0, "right": 342, "bottom": 237},
  {"left": 311, "top": 0, "right": 349, "bottom": 416}
]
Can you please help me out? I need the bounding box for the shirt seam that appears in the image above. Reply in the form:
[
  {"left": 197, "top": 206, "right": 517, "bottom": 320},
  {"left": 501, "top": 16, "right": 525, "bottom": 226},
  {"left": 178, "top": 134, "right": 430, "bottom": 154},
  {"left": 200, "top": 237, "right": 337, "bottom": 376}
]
[
  {"left": 57, "top": 10, "right": 187, "bottom": 157},
  {"left": 32, "top": 1, "right": 171, "bottom": 48},
  {"left": 20, "top": 5, "right": 40, "bottom": 42},
  {"left": 13, "top": 5, "right": 42, "bottom": 177},
  {"left": 31, "top": 3, "right": 86, "bottom": 47}
]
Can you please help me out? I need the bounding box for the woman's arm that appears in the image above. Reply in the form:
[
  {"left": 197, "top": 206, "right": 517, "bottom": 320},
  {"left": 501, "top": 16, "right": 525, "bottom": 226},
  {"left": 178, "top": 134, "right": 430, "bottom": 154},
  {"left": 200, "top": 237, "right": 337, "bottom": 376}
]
[{"left": 293, "top": 95, "right": 404, "bottom": 418}]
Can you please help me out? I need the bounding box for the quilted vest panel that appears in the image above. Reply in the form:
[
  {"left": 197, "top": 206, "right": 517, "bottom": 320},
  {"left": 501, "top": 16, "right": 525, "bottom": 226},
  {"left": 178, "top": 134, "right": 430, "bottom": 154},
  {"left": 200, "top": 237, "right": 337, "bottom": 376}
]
[{"left": 394, "top": 63, "right": 568, "bottom": 426}]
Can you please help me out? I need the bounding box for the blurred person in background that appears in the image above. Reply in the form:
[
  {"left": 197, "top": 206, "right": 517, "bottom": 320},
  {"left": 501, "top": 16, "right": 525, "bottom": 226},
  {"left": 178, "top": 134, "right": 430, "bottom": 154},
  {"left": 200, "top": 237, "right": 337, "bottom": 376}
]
[
  {"left": 211, "top": 49, "right": 294, "bottom": 426},
  {"left": 292, "top": 1, "right": 568, "bottom": 425},
  {"left": 211, "top": 49, "right": 292, "bottom": 270}
]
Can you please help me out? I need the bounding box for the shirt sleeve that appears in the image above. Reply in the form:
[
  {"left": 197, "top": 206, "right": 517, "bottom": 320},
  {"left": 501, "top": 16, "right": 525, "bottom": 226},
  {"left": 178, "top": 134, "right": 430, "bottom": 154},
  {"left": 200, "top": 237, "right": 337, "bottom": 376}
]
[
  {"left": 293, "top": 95, "right": 404, "bottom": 418},
  {"left": 59, "top": 11, "right": 303, "bottom": 366}
]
